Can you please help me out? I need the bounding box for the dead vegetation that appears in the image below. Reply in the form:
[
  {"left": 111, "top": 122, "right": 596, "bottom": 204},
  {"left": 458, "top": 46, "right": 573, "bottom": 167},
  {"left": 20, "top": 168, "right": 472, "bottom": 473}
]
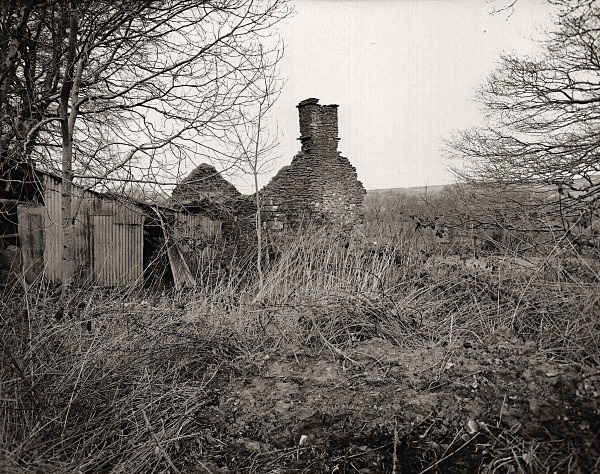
[{"left": 1, "top": 217, "right": 599, "bottom": 473}]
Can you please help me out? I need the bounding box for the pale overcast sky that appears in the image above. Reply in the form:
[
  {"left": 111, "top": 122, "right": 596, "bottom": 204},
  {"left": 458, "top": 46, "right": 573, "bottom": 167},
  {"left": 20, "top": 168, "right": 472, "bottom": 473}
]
[{"left": 233, "top": 0, "right": 555, "bottom": 192}]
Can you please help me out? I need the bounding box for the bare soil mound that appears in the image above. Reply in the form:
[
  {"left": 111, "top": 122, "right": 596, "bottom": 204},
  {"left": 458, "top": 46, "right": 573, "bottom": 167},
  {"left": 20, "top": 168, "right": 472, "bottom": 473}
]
[{"left": 183, "top": 330, "right": 599, "bottom": 473}]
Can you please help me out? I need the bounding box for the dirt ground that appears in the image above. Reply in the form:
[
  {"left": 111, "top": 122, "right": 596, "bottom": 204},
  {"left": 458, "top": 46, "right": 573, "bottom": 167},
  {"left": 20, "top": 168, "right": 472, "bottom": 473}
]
[{"left": 181, "top": 329, "right": 600, "bottom": 473}]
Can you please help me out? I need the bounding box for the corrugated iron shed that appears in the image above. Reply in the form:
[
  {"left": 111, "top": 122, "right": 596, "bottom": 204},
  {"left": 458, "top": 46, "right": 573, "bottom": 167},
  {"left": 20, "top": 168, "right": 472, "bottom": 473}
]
[
  {"left": 11, "top": 170, "right": 227, "bottom": 288},
  {"left": 19, "top": 173, "right": 146, "bottom": 286}
]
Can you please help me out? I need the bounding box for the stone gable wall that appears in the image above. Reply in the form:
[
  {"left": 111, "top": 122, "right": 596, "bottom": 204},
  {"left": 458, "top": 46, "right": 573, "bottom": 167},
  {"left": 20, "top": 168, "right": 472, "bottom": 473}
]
[
  {"left": 170, "top": 99, "right": 366, "bottom": 236},
  {"left": 261, "top": 98, "right": 366, "bottom": 229},
  {"left": 172, "top": 163, "right": 240, "bottom": 206}
]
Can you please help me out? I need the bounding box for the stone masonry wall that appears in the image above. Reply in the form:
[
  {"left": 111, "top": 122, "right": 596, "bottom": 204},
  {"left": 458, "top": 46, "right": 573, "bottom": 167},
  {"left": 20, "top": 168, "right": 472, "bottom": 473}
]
[
  {"left": 261, "top": 98, "right": 366, "bottom": 230},
  {"left": 172, "top": 163, "right": 241, "bottom": 206}
]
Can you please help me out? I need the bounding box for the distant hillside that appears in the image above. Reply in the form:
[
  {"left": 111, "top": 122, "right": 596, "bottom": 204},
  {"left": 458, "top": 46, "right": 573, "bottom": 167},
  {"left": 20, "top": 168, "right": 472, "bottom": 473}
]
[
  {"left": 367, "top": 184, "right": 449, "bottom": 197},
  {"left": 368, "top": 176, "right": 598, "bottom": 200}
]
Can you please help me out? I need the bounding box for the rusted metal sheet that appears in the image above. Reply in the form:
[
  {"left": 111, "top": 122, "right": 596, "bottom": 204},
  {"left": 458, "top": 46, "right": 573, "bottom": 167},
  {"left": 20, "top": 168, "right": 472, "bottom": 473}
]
[
  {"left": 17, "top": 204, "right": 45, "bottom": 284},
  {"left": 166, "top": 239, "right": 196, "bottom": 290},
  {"left": 174, "top": 214, "right": 222, "bottom": 240},
  {"left": 93, "top": 214, "right": 143, "bottom": 286},
  {"left": 147, "top": 207, "right": 196, "bottom": 289},
  {"left": 173, "top": 214, "right": 222, "bottom": 278}
]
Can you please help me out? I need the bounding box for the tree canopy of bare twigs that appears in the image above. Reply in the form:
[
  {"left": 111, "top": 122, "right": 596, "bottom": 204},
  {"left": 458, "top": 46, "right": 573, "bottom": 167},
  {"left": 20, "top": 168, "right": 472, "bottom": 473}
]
[
  {"left": 1, "top": 0, "right": 289, "bottom": 192},
  {"left": 446, "top": 0, "right": 599, "bottom": 248},
  {"left": 0, "top": 0, "right": 290, "bottom": 288}
]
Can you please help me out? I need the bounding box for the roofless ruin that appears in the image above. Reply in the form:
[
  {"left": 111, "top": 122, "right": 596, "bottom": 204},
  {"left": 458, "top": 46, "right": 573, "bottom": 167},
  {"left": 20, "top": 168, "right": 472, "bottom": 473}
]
[{"left": 0, "top": 99, "right": 366, "bottom": 287}]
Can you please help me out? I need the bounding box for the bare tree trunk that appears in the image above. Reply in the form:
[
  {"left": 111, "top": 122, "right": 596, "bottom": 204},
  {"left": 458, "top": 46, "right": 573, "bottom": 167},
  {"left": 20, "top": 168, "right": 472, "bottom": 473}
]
[
  {"left": 59, "top": 2, "right": 79, "bottom": 294},
  {"left": 250, "top": 79, "right": 269, "bottom": 301},
  {"left": 0, "top": 5, "right": 33, "bottom": 163},
  {"left": 254, "top": 167, "right": 264, "bottom": 298}
]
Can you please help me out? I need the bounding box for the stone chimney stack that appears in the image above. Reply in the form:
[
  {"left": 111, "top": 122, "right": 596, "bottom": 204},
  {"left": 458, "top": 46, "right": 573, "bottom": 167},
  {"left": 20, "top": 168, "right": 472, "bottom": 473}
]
[
  {"left": 260, "top": 98, "right": 365, "bottom": 230},
  {"left": 297, "top": 98, "right": 340, "bottom": 154}
]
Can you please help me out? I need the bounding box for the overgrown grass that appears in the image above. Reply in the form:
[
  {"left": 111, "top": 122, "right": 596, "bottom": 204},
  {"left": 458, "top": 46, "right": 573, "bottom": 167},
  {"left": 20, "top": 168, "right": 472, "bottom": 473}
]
[{"left": 1, "top": 222, "right": 598, "bottom": 472}]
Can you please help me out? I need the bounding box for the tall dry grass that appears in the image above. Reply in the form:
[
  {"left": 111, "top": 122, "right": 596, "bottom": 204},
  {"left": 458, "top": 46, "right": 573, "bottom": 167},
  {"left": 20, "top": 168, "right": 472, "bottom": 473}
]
[{"left": 0, "top": 218, "right": 598, "bottom": 472}]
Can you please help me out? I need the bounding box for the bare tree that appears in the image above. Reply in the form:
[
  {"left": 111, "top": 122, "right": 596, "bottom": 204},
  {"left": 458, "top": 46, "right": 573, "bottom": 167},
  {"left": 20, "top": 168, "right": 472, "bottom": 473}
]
[
  {"left": 228, "top": 43, "right": 283, "bottom": 299},
  {"left": 1, "top": 0, "right": 291, "bottom": 288},
  {"left": 446, "top": 0, "right": 599, "bottom": 248}
]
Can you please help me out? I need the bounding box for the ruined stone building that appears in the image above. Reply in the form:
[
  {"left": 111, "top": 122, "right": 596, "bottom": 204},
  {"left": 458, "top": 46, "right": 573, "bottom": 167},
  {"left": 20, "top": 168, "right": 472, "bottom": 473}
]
[
  {"left": 173, "top": 99, "right": 365, "bottom": 233},
  {"left": 168, "top": 163, "right": 255, "bottom": 280},
  {"left": 261, "top": 98, "right": 366, "bottom": 229},
  {"left": 171, "top": 163, "right": 241, "bottom": 206},
  {"left": 171, "top": 98, "right": 365, "bottom": 237},
  {"left": 1, "top": 100, "right": 365, "bottom": 288},
  {"left": 161, "top": 98, "right": 367, "bottom": 280}
]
